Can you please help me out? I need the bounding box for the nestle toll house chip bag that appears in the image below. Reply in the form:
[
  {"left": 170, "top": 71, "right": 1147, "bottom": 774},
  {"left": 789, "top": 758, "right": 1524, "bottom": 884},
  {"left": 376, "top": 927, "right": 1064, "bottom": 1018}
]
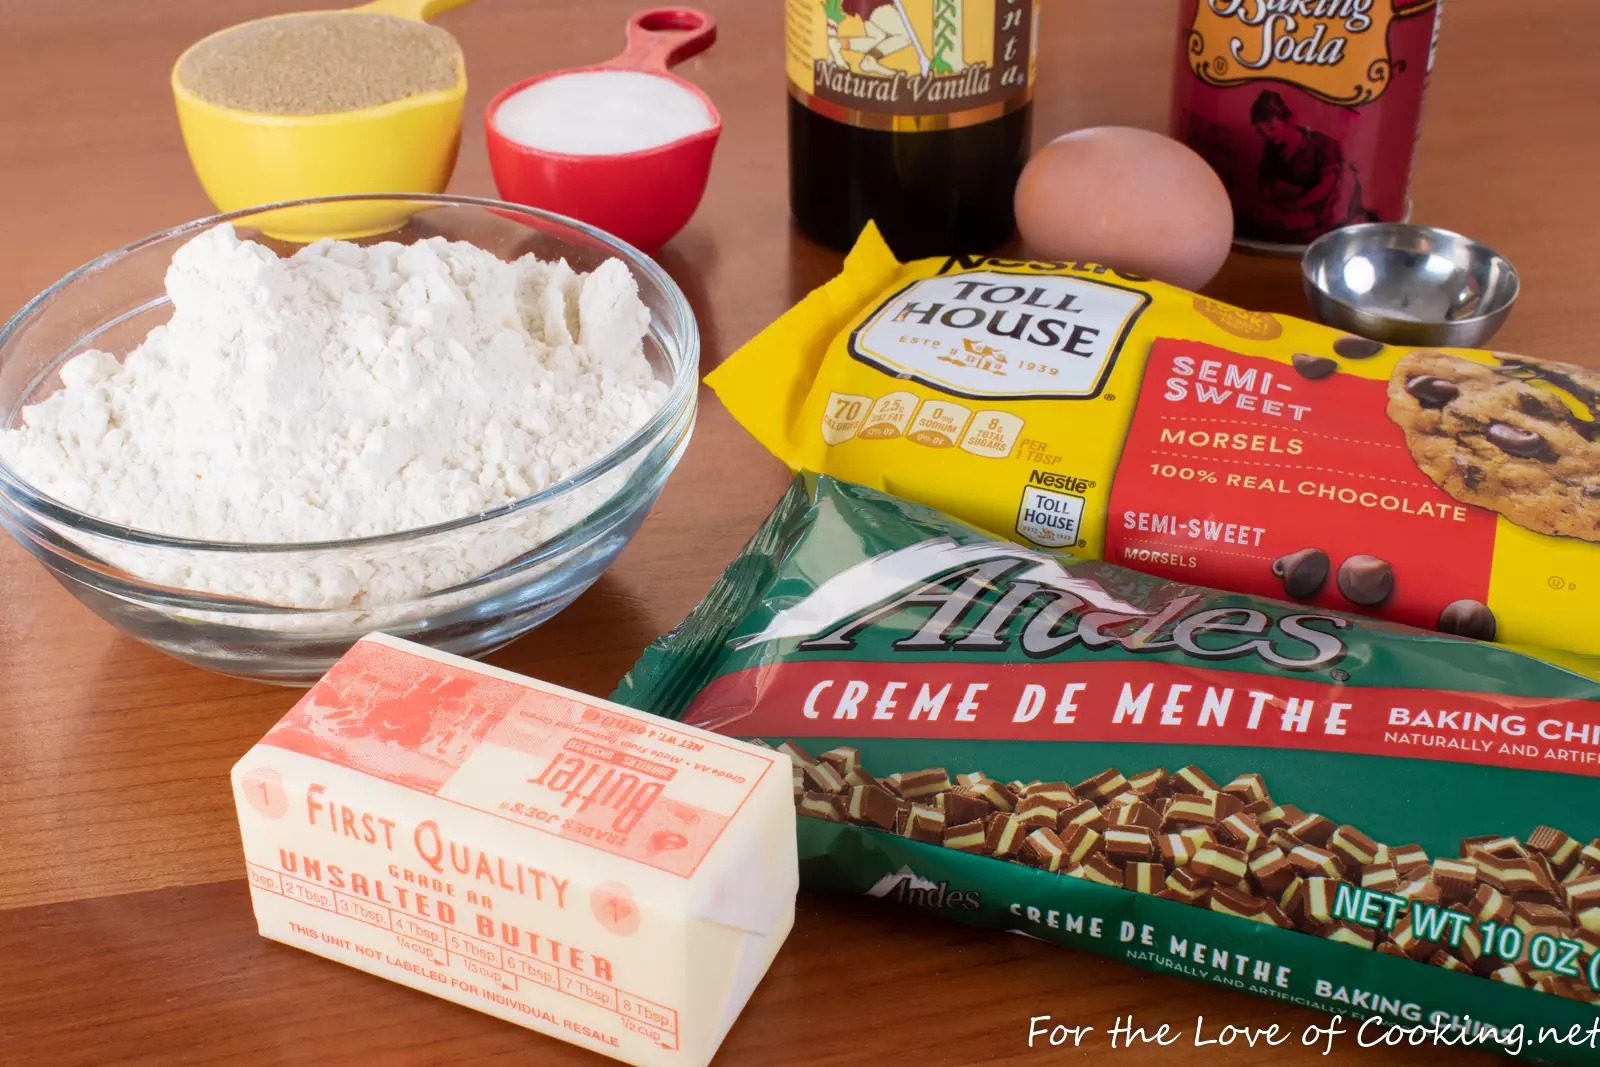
[
  {"left": 616, "top": 474, "right": 1600, "bottom": 1063},
  {"left": 705, "top": 224, "right": 1600, "bottom": 662}
]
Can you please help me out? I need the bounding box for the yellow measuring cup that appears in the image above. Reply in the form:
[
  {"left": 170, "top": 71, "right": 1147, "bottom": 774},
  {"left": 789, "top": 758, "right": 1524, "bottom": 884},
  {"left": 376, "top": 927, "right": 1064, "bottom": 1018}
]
[{"left": 171, "top": 0, "right": 476, "bottom": 240}]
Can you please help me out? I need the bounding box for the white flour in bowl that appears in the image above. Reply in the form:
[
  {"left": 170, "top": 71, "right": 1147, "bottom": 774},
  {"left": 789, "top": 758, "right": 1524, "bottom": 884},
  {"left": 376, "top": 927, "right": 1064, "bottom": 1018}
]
[{"left": 0, "top": 224, "right": 669, "bottom": 612}]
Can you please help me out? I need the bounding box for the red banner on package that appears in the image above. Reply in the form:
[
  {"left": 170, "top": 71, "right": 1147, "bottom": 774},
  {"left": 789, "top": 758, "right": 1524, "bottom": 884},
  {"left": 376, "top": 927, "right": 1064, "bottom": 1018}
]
[
  {"left": 1105, "top": 339, "right": 1496, "bottom": 633},
  {"left": 684, "top": 660, "right": 1600, "bottom": 778}
]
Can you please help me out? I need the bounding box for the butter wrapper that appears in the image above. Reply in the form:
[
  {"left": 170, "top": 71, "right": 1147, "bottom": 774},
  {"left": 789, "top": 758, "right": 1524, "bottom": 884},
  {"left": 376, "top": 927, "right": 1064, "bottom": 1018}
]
[{"left": 232, "top": 634, "right": 797, "bottom": 1067}]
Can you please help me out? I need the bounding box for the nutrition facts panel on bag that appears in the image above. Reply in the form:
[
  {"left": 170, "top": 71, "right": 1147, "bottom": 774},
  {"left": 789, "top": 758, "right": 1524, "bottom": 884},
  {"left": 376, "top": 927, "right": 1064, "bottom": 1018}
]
[{"left": 822, "top": 390, "right": 1026, "bottom": 457}]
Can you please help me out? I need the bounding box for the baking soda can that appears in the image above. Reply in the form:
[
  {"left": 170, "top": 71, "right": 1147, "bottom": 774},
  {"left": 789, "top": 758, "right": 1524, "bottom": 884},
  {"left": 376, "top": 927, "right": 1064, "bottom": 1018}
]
[{"left": 1171, "top": 0, "right": 1443, "bottom": 255}]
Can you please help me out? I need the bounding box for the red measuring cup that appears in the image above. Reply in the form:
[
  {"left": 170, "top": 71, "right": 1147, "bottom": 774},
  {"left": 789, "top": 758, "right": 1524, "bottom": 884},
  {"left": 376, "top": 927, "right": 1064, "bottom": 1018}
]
[{"left": 485, "top": 8, "right": 720, "bottom": 251}]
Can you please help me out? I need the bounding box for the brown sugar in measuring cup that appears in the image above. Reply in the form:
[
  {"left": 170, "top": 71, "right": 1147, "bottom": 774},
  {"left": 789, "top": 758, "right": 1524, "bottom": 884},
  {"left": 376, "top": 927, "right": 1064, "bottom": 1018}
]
[{"left": 171, "top": 0, "right": 478, "bottom": 240}]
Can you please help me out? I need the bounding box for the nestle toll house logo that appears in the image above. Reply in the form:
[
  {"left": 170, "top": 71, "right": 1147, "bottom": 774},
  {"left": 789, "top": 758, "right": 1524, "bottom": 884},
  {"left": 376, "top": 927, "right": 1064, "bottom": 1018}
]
[
  {"left": 1186, "top": 0, "right": 1437, "bottom": 107},
  {"left": 848, "top": 271, "right": 1149, "bottom": 402}
]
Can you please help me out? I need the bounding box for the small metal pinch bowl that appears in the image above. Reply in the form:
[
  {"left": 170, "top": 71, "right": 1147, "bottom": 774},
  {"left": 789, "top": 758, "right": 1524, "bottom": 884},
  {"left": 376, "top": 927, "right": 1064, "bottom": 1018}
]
[{"left": 1301, "top": 223, "right": 1520, "bottom": 348}]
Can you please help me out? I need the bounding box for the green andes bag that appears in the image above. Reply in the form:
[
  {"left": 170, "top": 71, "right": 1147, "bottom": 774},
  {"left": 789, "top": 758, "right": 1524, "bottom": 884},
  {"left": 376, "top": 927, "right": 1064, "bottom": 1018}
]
[{"left": 615, "top": 474, "right": 1600, "bottom": 1062}]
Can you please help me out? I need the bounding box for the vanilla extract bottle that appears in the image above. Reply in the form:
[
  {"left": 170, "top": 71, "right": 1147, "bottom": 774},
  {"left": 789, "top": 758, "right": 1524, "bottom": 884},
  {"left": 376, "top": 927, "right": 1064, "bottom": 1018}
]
[{"left": 786, "top": 0, "right": 1039, "bottom": 259}]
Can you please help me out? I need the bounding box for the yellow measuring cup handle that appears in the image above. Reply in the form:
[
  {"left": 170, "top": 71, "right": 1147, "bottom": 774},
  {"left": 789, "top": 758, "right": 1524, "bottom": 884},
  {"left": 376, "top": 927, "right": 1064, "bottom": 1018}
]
[{"left": 353, "top": 0, "right": 478, "bottom": 21}]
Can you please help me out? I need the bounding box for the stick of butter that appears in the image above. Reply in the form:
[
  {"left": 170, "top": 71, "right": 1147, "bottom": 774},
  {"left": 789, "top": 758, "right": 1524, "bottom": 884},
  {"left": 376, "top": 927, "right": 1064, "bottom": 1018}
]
[{"left": 231, "top": 634, "right": 797, "bottom": 1067}]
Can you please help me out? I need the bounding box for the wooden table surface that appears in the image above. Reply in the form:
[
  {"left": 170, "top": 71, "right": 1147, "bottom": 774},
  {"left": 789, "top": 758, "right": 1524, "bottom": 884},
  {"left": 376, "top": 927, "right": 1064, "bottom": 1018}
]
[{"left": 1, "top": 2, "right": 1596, "bottom": 1063}]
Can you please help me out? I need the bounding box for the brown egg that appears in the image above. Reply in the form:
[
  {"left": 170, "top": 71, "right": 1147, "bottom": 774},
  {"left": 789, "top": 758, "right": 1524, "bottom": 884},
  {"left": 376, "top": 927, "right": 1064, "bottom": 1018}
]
[{"left": 1015, "top": 126, "right": 1234, "bottom": 291}]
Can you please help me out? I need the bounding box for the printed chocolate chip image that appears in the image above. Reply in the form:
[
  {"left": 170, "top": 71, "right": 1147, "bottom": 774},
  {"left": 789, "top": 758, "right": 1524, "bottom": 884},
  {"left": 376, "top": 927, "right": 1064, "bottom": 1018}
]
[
  {"left": 1404, "top": 374, "right": 1459, "bottom": 409},
  {"left": 1386, "top": 350, "right": 1600, "bottom": 543},
  {"left": 1438, "top": 599, "right": 1497, "bottom": 641},
  {"left": 1332, "top": 335, "right": 1385, "bottom": 359},
  {"left": 1486, "top": 421, "right": 1551, "bottom": 459},
  {"left": 783, "top": 744, "right": 1600, "bottom": 1006},
  {"left": 1336, "top": 554, "right": 1393, "bottom": 606},
  {"left": 1272, "top": 547, "right": 1329, "bottom": 598},
  {"left": 1292, "top": 353, "right": 1337, "bottom": 380}
]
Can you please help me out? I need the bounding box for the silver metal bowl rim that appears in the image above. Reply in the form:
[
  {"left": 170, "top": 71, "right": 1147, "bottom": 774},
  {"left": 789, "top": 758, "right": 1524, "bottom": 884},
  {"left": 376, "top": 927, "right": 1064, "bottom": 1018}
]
[
  {"left": 1300, "top": 221, "right": 1522, "bottom": 329},
  {"left": 0, "top": 192, "right": 699, "bottom": 554}
]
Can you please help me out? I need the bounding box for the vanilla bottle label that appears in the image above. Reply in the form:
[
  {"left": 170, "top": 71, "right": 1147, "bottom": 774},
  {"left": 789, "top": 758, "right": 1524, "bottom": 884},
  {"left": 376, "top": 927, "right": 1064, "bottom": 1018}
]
[{"left": 786, "top": 0, "right": 1038, "bottom": 130}]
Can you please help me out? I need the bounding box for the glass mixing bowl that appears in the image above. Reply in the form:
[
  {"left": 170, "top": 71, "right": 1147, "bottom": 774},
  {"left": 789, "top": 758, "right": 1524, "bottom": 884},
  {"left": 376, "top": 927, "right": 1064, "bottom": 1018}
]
[{"left": 0, "top": 194, "right": 697, "bottom": 684}]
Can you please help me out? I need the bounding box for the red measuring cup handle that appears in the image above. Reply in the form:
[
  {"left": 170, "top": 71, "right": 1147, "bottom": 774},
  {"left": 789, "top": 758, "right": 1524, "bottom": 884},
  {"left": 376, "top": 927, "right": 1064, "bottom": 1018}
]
[{"left": 609, "top": 8, "right": 718, "bottom": 73}]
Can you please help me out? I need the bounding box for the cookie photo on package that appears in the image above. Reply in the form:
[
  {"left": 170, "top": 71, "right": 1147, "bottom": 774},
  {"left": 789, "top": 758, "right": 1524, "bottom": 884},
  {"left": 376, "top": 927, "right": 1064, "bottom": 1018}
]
[
  {"left": 704, "top": 224, "right": 1600, "bottom": 661},
  {"left": 616, "top": 474, "right": 1600, "bottom": 1064}
]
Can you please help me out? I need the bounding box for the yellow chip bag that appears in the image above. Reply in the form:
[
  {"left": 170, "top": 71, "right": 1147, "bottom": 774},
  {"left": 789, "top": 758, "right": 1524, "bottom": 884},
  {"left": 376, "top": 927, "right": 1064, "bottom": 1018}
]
[{"left": 708, "top": 224, "right": 1600, "bottom": 661}]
